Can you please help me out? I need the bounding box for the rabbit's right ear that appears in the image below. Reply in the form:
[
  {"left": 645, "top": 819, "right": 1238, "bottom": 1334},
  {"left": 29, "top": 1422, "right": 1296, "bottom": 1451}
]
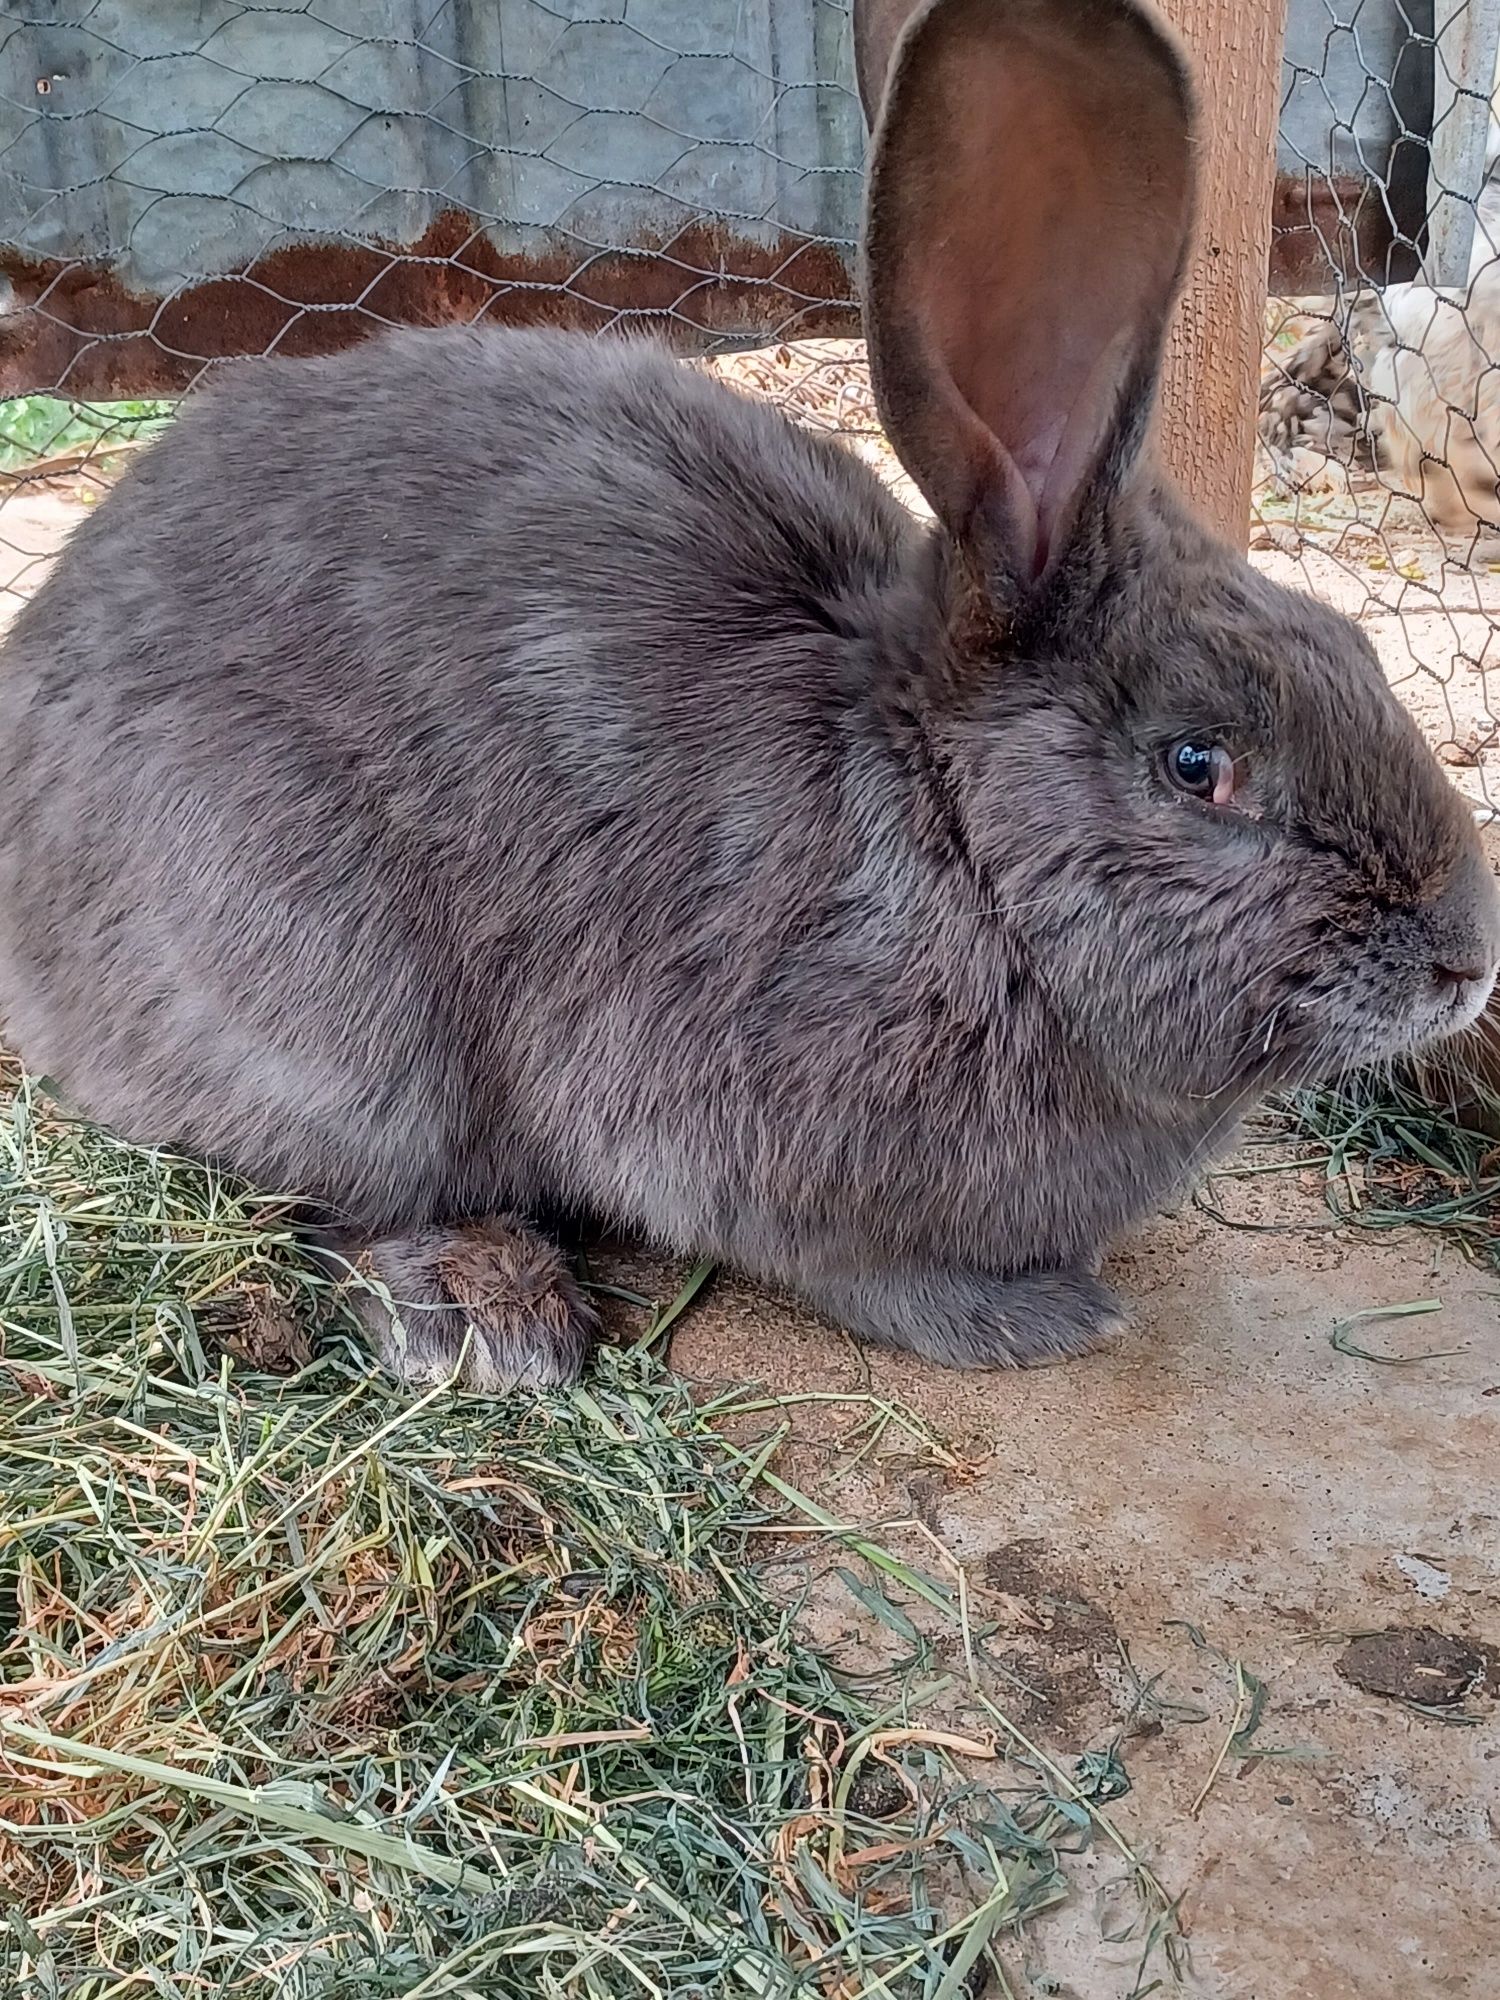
[{"left": 858, "top": 0, "right": 1196, "bottom": 589}]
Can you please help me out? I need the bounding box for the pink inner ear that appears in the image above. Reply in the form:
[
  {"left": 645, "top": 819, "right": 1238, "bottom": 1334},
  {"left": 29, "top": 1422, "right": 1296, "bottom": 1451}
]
[
  {"left": 1035, "top": 326, "right": 1146, "bottom": 573},
  {"left": 864, "top": 0, "right": 1194, "bottom": 581}
]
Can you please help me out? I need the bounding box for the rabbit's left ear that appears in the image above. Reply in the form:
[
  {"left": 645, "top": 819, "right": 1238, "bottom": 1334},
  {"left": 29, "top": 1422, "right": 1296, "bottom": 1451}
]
[
  {"left": 856, "top": 0, "right": 1197, "bottom": 588},
  {"left": 853, "top": 0, "right": 921, "bottom": 125}
]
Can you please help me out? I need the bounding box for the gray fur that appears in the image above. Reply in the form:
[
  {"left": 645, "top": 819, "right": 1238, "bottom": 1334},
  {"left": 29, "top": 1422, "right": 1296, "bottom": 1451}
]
[{"left": 1, "top": 0, "right": 1496, "bottom": 1386}]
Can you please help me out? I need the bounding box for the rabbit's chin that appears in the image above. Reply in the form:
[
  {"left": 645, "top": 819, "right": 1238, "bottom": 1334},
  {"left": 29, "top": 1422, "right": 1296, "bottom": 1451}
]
[
  {"left": 1321, "top": 974, "right": 1497, "bottom": 1077},
  {"left": 1226, "top": 972, "right": 1498, "bottom": 1099}
]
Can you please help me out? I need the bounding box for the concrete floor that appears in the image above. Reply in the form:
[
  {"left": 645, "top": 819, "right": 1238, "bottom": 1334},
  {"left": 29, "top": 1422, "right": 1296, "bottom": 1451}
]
[{"left": 637, "top": 1158, "right": 1500, "bottom": 2000}]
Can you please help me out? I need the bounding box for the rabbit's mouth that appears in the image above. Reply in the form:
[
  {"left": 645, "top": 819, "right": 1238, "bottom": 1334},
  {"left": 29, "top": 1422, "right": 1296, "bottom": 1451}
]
[
  {"left": 1210, "top": 929, "right": 1498, "bottom": 1097},
  {"left": 1239, "top": 834, "right": 1500, "bottom": 1086},
  {"left": 1288, "top": 959, "right": 1499, "bottom": 1082},
  {"left": 1402, "top": 966, "right": 1499, "bottom": 1056}
]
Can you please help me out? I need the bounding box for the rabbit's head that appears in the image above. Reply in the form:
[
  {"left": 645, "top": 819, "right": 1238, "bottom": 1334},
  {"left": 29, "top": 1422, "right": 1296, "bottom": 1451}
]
[{"left": 856, "top": 0, "right": 1500, "bottom": 1099}]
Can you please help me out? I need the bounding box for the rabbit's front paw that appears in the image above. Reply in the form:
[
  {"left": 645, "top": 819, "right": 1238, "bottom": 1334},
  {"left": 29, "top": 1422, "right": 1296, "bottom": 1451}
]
[
  {"left": 346, "top": 1218, "right": 597, "bottom": 1392},
  {"left": 805, "top": 1266, "right": 1126, "bottom": 1371}
]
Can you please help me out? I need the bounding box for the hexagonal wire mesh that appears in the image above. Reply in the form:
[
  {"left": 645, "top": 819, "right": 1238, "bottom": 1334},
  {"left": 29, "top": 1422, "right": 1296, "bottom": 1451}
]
[
  {"left": 0, "top": 0, "right": 886, "bottom": 617},
  {"left": 1263, "top": 0, "right": 1500, "bottom": 830},
  {"left": 3, "top": 1, "right": 1500, "bottom": 834}
]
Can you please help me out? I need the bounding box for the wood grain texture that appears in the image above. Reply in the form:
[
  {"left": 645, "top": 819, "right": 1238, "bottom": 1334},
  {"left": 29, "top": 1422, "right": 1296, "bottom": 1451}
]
[
  {"left": 1425, "top": 0, "right": 1500, "bottom": 285},
  {"left": 1152, "top": 0, "right": 1289, "bottom": 547}
]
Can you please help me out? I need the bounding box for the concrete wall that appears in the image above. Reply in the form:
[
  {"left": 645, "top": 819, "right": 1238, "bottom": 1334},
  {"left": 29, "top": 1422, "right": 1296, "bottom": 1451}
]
[{"left": 0, "top": 0, "right": 1458, "bottom": 386}]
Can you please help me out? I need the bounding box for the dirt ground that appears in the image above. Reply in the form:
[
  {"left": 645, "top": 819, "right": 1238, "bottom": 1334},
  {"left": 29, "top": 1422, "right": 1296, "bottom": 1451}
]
[
  {"left": 637, "top": 1158, "right": 1500, "bottom": 2000},
  {"left": 2, "top": 376, "right": 1497, "bottom": 1998},
  {"left": 0, "top": 481, "right": 95, "bottom": 612}
]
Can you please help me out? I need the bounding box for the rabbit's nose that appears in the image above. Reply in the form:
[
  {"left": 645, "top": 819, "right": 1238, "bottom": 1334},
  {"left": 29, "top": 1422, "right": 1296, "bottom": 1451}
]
[{"left": 1433, "top": 958, "right": 1489, "bottom": 992}]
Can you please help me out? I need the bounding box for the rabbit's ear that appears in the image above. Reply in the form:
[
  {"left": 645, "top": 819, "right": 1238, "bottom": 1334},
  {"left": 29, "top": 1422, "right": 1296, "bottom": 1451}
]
[
  {"left": 853, "top": 0, "right": 925, "bottom": 125},
  {"left": 861, "top": 0, "right": 1196, "bottom": 586}
]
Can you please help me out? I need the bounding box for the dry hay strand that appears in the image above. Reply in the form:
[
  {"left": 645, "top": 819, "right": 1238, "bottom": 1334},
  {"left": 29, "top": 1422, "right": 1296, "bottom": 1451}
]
[{"left": 0, "top": 1061, "right": 1183, "bottom": 1997}]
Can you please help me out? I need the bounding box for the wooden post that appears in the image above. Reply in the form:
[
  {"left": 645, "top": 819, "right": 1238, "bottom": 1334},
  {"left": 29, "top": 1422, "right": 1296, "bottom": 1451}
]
[
  {"left": 1424, "top": 0, "right": 1500, "bottom": 286},
  {"left": 1150, "top": 0, "right": 1290, "bottom": 548}
]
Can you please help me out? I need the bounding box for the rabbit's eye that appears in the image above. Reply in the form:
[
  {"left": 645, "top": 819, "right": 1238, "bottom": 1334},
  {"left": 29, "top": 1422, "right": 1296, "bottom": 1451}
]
[{"left": 1166, "top": 738, "right": 1236, "bottom": 806}]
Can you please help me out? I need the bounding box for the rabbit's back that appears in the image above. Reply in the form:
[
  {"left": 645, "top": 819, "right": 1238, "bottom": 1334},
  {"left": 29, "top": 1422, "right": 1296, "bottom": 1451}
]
[{"left": 0, "top": 328, "right": 919, "bottom": 1223}]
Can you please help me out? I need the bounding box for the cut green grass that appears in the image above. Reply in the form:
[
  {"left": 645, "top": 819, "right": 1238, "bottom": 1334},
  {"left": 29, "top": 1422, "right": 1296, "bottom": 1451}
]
[
  {"left": 0, "top": 396, "right": 174, "bottom": 475},
  {"left": 1196, "top": 1061, "right": 1500, "bottom": 1278},
  {"left": 1283, "top": 1064, "right": 1500, "bottom": 1268},
  {"left": 0, "top": 1060, "right": 1180, "bottom": 1998}
]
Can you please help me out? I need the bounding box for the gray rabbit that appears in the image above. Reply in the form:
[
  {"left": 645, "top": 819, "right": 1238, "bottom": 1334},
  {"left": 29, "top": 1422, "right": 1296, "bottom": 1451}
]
[{"left": 2, "top": 0, "right": 1496, "bottom": 1388}]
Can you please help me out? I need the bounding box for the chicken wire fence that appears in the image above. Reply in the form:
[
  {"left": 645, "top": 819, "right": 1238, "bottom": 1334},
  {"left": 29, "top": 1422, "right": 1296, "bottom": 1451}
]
[
  {"left": 3, "top": 1, "right": 1500, "bottom": 830},
  {"left": 1263, "top": 0, "right": 1500, "bottom": 830},
  {"left": 0, "top": 0, "right": 877, "bottom": 604}
]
